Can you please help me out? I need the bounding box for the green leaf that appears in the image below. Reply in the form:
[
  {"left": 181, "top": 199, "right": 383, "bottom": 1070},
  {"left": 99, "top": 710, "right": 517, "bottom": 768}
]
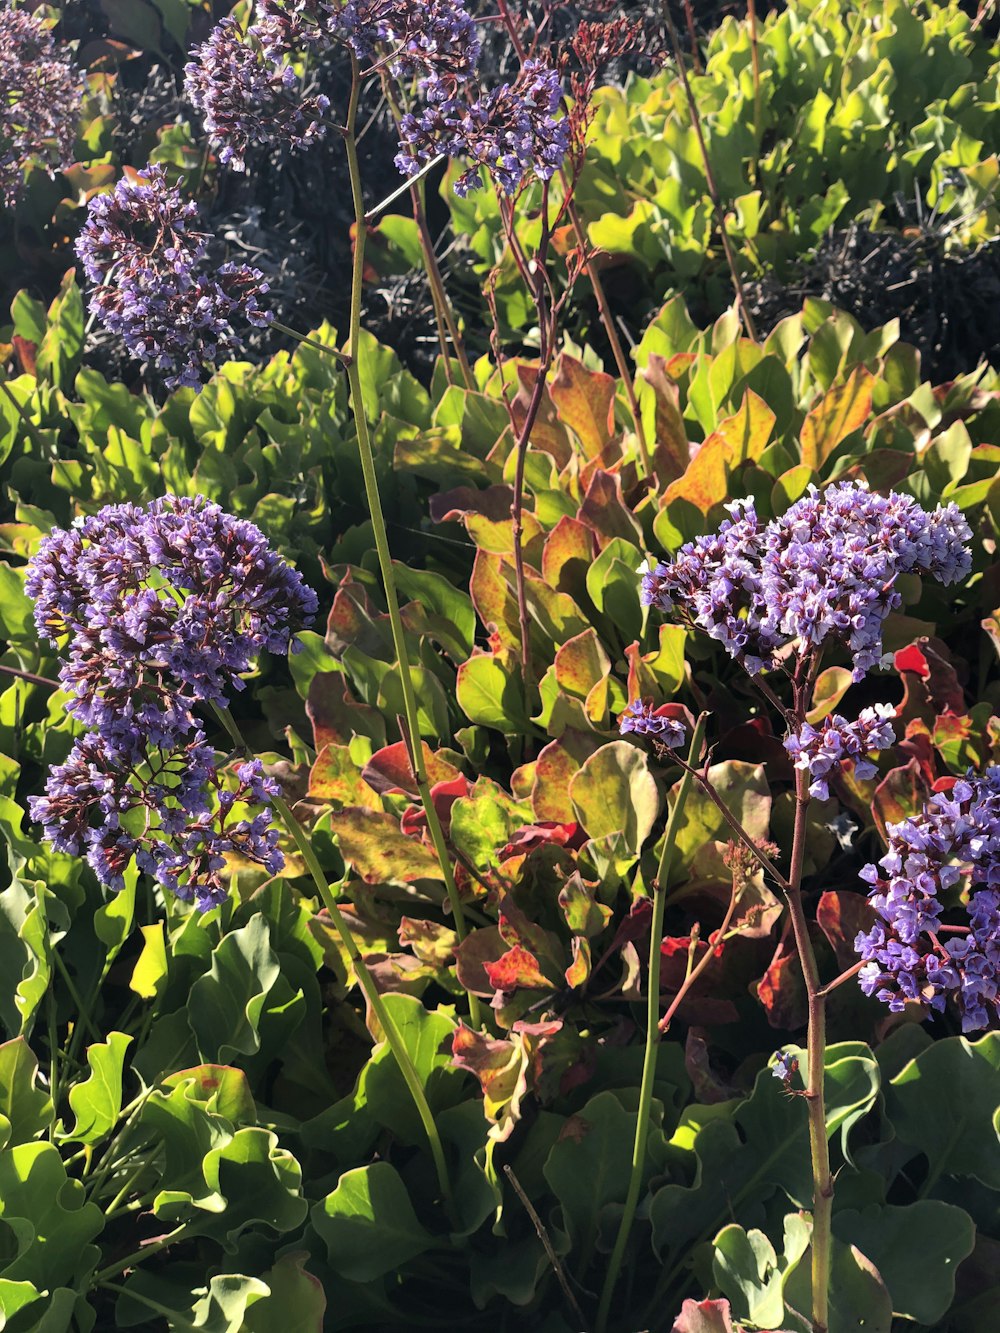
[
  {"left": 245, "top": 1252, "right": 326, "bottom": 1333},
  {"left": 0, "top": 1039, "right": 52, "bottom": 1149},
  {"left": 313, "top": 1162, "right": 435, "bottom": 1282},
  {"left": 115, "top": 1271, "right": 270, "bottom": 1332},
  {"left": 67, "top": 1032, "right": 132, "bottom": 1146},
  {"left": 884, "top": 1032, "right": 1000, "bottom": 1191},
  {"left": 783, "top": 1236, "right": 892, "bottom": 1333},
  {"left": 188, "top": 915, "right": 305, "bottom": 1064},
  {"left": 456, "top": 650, "right": 530, "bottom": 733},
  {"left": 129, "top": 923, "right": 168, "bottom": 1000},
  {"left": 360, "top": 994, "right": 466, "bottom": 1147},
  {"left": 0, "top": 1142, "right": 103, "bottom": 1288},
  {"left": 570, "top": 740, "right": 660, "bottom": 854},
  {"left": 832, "top": 1201, "right": 974, "bottom": 1324},
  {"left": 711, "top": 1213, "right": 811, "bottom": 1329}
]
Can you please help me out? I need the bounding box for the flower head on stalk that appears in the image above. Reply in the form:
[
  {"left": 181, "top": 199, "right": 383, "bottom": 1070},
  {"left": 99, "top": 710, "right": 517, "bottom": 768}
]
[
  {"left": 74, "top": 165, "right": 272, "bottom": 388},
  {"left": 336, "top": 0, "right": 480, "bottom": 77},
  {"left": 27, "top": 496, "right": 316, "bottom": 910},
  {"left": 396, "top": 60, "right": 570, "bottom": 196},
  {"left": 784, "top": 704, "right": 896, "bottom": 800},
  {"left": 618, "top": 699, "right": 686, "bottom": 750},
  {"left": 184, "top": 15, "right": 332, "bottom": 172},
  {"left": 855, "top": 768, "right": 1000, "bottom": 1032},
  {"left": 642, "top": 483, "right": 971, "bottom": 682},
  {"left": 255, "top": 0, "right": 341, "bottom": 52},
  {"left": 0, "top": 8, "right": 82, "bottom": 207}
]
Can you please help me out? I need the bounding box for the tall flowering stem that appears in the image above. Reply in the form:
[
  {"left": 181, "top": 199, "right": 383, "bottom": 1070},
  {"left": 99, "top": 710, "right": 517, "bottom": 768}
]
[
  {"left": 342, "top": 53, "right": 481, "bottom": 1027},
  {"left": 595, "top": 714, "right": 707, "bottom": 1333},
  {"left": 211, "top": 704, "right": 454, "bottom": 1208}
]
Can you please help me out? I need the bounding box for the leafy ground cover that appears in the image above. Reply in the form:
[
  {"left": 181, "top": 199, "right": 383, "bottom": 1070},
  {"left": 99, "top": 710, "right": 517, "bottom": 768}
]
[{"left": 0, "top": 3, "right": 999, "bottom": 1333}]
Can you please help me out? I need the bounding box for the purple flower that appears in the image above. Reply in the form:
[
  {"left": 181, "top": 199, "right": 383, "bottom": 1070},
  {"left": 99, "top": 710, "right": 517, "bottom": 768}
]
[
  {"left": 255, "top": 0, "right": 341, "bottom": 53},
  {"left": 27, "top": 497, "right": 316, "bottom": 910},
  {"left": 184, "top": 15, "right": 332, "bottom": 172},
  {"left": 396, "top": 61, "right": 569, "bottom": 196},
  {"left": 772, "top": 1051, "right": 799, "bottom": 1083},
  {"left": 645, "top": 483, "right": 971, "bottom": 682},
  {"left": 30, "top": 731, "right": 283, "bottom": 911},
  {"left": 784, "top": 704, "right": 896, "bottom": 800},
  {"left": 855, "top": 768, "right": 1000, "bottom": 1032},
  {"left": 75, "top": 165, "right": 273, "bottom": 389},
  {"left": 0, "top": 9, "right": 82, "bottom": 207},
  {"left": 336, "top": 0, "right": 480, "bottom": 78},
  {"left": 619, "top": 700, "right": 686, "bottom": 749}
]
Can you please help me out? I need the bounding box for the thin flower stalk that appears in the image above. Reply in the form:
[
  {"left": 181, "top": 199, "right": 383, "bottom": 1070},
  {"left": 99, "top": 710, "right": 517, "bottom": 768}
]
[
  {"left": 595, "top": 714, "right": 707, "bottom": 1333},
  {"left": 342, "top": 54, "right": 481, "bottom": 1025}
]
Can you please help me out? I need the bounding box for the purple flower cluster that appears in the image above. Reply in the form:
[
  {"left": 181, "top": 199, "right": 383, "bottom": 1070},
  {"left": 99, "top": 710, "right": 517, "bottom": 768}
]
[
  {"left": 642, "top": 483, "right": 971, "bottom": 681},
  {"left": 618, "top": 699, "right": 686, "bottom": 749},
  {"left": 26, "top": 497, "right": 317, "bottom": 911},
  {"left": 255, "top": 0, "right": 341, "bottom": 52},
  {"left": 336, "top": 0, "right": 480, "bottom": 77},
  {"left": 0, "top": 8, "right": 82, "bottom": 208},
  {"left": 74, "top": 166, "right": 272, "bottom": 389},
  {"left": 855, "top": 769, "right": 1000, "bottom": 1032},
  {"left": 184, "top": 16, "right": 331, "bottom": 172},
  {"left": 784, "top": 704, "right": 896, "bottom": 800},
  {"left": 396, "top": 61, "right": 570, "bottom": 196}
]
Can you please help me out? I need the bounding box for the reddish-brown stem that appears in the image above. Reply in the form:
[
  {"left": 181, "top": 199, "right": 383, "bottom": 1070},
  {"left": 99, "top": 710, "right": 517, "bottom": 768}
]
[
  {"left": 815, "top": 959, "right": 865, "bottom": 1000},
  {"left": 662, "top": 5, "right": 758, "bottom": 341},
  {"left": 681, "top": 0, "right": 702, "bottom": 73},
  {"left": 658, "top": 881, "right": 740, "bottom": 1032},
  {"left": 0, "top": 661, "right": 59, "bottom": 689}
]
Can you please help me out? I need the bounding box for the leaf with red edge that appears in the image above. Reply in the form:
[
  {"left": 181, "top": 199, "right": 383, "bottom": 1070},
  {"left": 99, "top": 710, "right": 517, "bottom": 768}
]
[
  {"left": 638, "top": 353, "right": 691, "bottom": 482},
  {"left": 671, "top": 1297, "right": 736, "bottom": 1333},
  {"left": 541, "top": 515, "right": 596, "bottom": 595},
  {"left": 484, "top": 945, "right": 557, "bottom": 994},
  {"left": 361, "top": 742, "right": 461, "bottom": 797},
  {"left": 500, "top": 822, "right": 585, "bottom": 861},
  {"left": 893, "top": 638, "right": 965, "bottom": 727},
  {"left": 308, "top": 673, "right": 386, "bottom": 750},
  {"left": 564, "top": 937, "right": 591, "bottom": 989},
  {"left": 309, "top": 744, "right": 382, "bottom": 809},
  {"left": 469, "top": 551, "right": 521, "bottom": 648},
  {"left": 398, "top": 918, "right": 458, "bottom": 968},
  {"left": 816, "top": 891, "right": 877, "bottom": 970},
  {"left": 578, "top": 470, "right": 643, "bottom": 547},
  {"left": 755, "top": 945, "right": 808, "bottom": 1029},
  {"left": 455, "top": 927, "right": 505, "bottom": 997},
  {"left": 873, "top": 760, "right": 931, "bottom": 841},
  {"left": 800, "top": 365, "right": 874, "bottom": 470},
  {"left": 549, "top": 353, "right": 616, "bottom": 459},
  {"left": 328, "top": 808, "right": 445, "bottom": 883},
  {"left": 530, "top": 731, "right": 599, "bottom": 822},
  {"left": 807, "top": 666, "right": 853, "bottom": 724},
  {"left": 558, "top": 872, "right": 612, "bottom": 938},
  {"left": 555, "top": 628, "right": 611, "bottom": 699},
  {"left": 625, "top": 625, "right": 688, "bottom": 701},
  {"left": 429, "top": 483, "right": 514, "bottom": 525},
  {"left": 512, "top": 362, "right": 572, "bottom": 467}
]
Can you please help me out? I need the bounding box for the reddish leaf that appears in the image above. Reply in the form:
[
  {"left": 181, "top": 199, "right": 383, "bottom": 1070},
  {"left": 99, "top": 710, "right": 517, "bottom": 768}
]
[
  {"left": 455, "top": 926, "right": 505, "bottom": 996},
  {"left": 512, "top": 362, "right": 572, "bottom": 467},
  {"left": 12, "top": 336, "right": 36, "bottom": 376},
  {"left": 500, "top": 822, "right": 585, "bottom": 861},
  {"left": 578, "top": 469, "right": 643, "bottom": 547},
  {"left": 873, "top": 759, "right": 931, "bottom": 841},
  {"left": 470, "top": 549, "right": 521, "bottom": 647},
  {"left": 307, "top": 672, "right": 385, "bottom": 751},
  {"left": 362, "top": 741, "right": 461, "bottom": 797},
  {"left": 756, "top": 945, "right": 807, "bottom": 1029},
  {"left": 484, "top": 945, "right": 556, "bottom": 994},
  {"left": 671, "top": 1298, "right": 736, "bottom": 1333},
  {"left": 639, "top": 353, "right": 691, "bottom": 482},
  {"left": 429, "top": 483, "right": 515, "bottom": 525},
  {"left": 549, "top": 353, "right": 617, "bottom": 459},
  {"left": 816, "top": 891, "right": 877, "bottom": 970},
  {"left": 555, "top": 628, "right": 611, "bottom": 699},
  {"left": 400, "top": 775, "right": 471, "bottom": 837}
]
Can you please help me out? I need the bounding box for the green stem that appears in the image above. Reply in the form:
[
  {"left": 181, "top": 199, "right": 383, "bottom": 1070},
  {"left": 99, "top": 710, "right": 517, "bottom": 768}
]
[
  {"left": 211, "top": 702, "right": 453, "bottom": 1209},
  {"left": 341, "top": 54, "right": 481, "bottom": 1027},
  {"left": 52, "top": 947, "right": 104, "bottom": 1044},
  {"left": 92, "top": 1226, "right": 189, "bottom": 1285},
  {"left": 595, "top": 715, "right": 707, "bottom": 1333},
  {"left": 0, "top": 366, "right": 48, "bottom": 454}
]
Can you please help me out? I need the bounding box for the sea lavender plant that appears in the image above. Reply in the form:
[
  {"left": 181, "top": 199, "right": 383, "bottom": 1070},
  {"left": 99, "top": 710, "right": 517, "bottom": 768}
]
[
  {"left": 784, "top": 703, "right": 897, "bottom": 800},
  {"left": 74, "top": 166, "right": 273, "bottom": 389},
  {"left": 856, "top": 769, "right": 1000, "bottom": 1032},
  {"left": 0, "top": 7, "right": 82, "bottom": 207},
  {"left": 618, "top": 699, "right": 687, "bottom": 748},
  {"left": 184, "top": 15, "right": 332, "bottom": 171},
  {"left": 642, "top": 483, "right": 971, "bottom": 680},
  {"left": 396, "top": 60, "right": 570, "bottom": 196},
  {"left": 336, "top": 0, "right": 480, "bottom": 77},
  {"left": 26, "top": 496, "right": 316, "bottom": 910}
]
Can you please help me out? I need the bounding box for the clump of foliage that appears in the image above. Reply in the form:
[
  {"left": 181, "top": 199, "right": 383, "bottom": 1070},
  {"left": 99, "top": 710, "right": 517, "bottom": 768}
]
[{"left": 0, "top": 2, "right": 999, "bottom": 1333}]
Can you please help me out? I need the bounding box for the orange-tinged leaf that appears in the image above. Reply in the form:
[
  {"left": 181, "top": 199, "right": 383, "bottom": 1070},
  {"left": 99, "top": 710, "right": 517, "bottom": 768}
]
[
  {"left": 800, "top": 365, "right": 874, "bottom": 470},
  {"left": 328, "top": 807, "right": 444, "bottom": 882},
  {"left": 550, "top": 353, "right": 616, "bottom": 459},
  {"left": 310, "top": 744, "right": 382, "bottom": 809},
  {"left": 484, "top": 945, "right": 556, "bottom": 993},
  {"left": 714, "top": 388, "right": 776, "bottom": 464},
  {"left": 638, "top": 354, "right": 690, "bottom": 482},
  {"left": 662, "top": 430, "right": 730, "bottom": 514},
  {"left": 555, "top": 628, "right": 611, "bottom": 699},
  {"left": 361, "top": 740, "right": 461, "bottom": 796},
  {"left": 530, "top": 732, "right": 598, "bottom": 822},
  {"left": 513, "top": 362, "right": 572, "bottom": 467},
  {"left": 541, "top": 515, "right": 595, "bottom": 592}
]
